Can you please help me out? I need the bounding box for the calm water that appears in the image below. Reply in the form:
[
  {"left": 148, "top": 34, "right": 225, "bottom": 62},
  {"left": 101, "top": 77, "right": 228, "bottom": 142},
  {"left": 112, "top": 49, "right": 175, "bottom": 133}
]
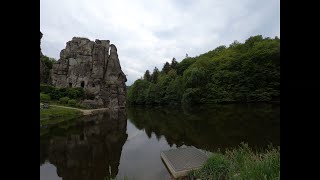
[{"left": 40, "top": 104, "right": 280, "bottom": 180}]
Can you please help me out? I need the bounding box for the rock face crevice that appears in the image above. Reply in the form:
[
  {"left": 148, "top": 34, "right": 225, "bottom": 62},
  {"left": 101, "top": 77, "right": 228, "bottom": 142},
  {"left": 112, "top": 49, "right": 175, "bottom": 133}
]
[{"left": 52, "top": 37, "right": 127, "bottom": 109}]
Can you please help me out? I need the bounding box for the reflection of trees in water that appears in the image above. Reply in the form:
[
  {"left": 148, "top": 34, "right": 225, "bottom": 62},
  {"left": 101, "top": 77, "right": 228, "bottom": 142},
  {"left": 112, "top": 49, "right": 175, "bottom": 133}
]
[
  {"left": 40, "top": 109, "right": 128, "bottom": 180},
  {"left": 128, "top": 104, "right": 280, "bottom": 152}
]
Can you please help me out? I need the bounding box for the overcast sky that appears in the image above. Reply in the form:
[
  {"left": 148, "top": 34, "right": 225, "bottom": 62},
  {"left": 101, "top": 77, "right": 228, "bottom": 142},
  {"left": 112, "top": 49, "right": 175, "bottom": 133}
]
[{"left": 40, "top": 0, "right": 279, "bottom": 85}]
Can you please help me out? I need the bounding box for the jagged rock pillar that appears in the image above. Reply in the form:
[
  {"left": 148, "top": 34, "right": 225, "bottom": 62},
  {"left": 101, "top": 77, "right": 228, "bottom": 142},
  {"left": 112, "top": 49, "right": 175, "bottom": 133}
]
[{"left": 51, "top": 37, "right": 127, "bottom": 109}]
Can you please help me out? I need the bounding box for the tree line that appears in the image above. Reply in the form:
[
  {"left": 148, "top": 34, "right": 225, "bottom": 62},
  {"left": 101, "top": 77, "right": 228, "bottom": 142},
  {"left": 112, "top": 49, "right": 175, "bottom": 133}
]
[{"left": 127, "top": 35, "right": 280, "bottom": 105}]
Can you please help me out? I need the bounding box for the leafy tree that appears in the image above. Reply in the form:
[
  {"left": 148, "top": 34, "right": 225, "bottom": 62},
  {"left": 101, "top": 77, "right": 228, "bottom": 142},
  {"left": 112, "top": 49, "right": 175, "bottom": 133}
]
[
  {"left": 229, "top": 40, "right": 240, "bottom": 48},
  {"left": 176, "top": 58, "right": 196, "bottom": 75},
  {"left": 127, "top": 79, "right": 150, "bottom": 104},
  {"left": 164, "top": 76, "right": 183, "bottom": 103},
  {"left": 183, "top": 67, "right": 207, "bottom": 88},
  {"left": 167, "top": 69, "right": 178, "bottom": 80},
  {"left": 145, "top": 83, "right": 158, "bottom": 104},
  {"left": 245, "top": 35, "right": 263, "bottom": 48},
  {"left": 171, "top": 57, "right": 178, "bottom": 70},
  {"left": 182, "top": 88, "right": 201, "bottom": 104},
  {"left": 40, "top": 55, "right": 56, "bottom": 69},
  {"left": 162, "top": 62, "right": 171, "bottom": 74},
  {"left": 144, "top": 70, "right": 151, "bottom": 82},
  {"left": 151, "top": 67, "right": 159, "bottom": 83}
]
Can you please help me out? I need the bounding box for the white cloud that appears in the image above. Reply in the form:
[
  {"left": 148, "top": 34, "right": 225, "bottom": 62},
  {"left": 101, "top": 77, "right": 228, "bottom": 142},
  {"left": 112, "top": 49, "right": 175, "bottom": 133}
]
[{"left": 41, "top": 0, "right": 280, "bottom": 85}]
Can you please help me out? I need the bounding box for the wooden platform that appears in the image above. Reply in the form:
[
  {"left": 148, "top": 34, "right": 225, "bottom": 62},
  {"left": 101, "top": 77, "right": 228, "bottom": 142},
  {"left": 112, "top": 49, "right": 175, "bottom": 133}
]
[{"left": 160, "top": 147, "right": 209, "bottom": 178}]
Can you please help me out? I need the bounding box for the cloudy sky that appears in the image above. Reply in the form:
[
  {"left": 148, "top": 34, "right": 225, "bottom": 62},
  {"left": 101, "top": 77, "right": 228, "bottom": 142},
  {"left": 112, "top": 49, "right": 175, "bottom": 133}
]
[{"left": 40, "top": 0, "right": 279, "bottom": 85}]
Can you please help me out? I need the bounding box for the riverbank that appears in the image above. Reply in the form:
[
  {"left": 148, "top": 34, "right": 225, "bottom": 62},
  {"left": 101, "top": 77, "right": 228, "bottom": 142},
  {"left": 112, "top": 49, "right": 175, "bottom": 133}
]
[
  {"left": 40, "top": 103, "right": 113, "bottom": 126},
  {"left": 189, "top": 143, "right": 280, "bottom": 179},
  {"left": 40, "top": 105, "right": 83, "bottom": 125},
  {"left": 40, "top": 105, "right": 83, "bottom": 126}
]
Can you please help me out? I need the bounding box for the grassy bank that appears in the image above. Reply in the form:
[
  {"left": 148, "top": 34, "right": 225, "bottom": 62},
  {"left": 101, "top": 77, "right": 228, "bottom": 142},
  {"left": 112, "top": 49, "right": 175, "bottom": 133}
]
[
  {"left": 42, "top": 100, "right": 90, "bottom": 109},
  {"left": 40, "top": 106, "right": 82, "bottom": 126},
  {"left": 189, "top": 143, "right": 280, "bottom": 180}
]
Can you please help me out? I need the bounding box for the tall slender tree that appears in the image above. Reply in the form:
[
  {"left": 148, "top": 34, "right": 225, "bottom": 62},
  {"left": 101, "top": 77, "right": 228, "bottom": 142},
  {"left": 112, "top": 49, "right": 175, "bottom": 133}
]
[
  {"left": 144, "top": 70, "right": 151, "bottom": 82},
  {"left": 151, "top": 67, "right": 159, "bottom": 83},
  {"left": 162, "top": 62, "right": 171, "bottom": 74},
  {"left": 171, "top": 57, "right": 178, "bottom": 70}
]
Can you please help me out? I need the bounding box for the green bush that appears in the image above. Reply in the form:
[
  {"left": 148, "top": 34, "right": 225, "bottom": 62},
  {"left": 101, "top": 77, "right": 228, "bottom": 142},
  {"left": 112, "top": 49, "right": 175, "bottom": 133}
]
[
  {"left": 66, "top": 87, "right": 85, "bottom": 99},
  {"left": 59, "top": 97, "right": 70, "bottom": 104},
  {"left": 49, "top": 89, "right": 65, "bottom": 100},
  {"left": 40, "top": 84, "right": 55, "bottom": 94},
  {"left": 40, "top": 84, "right": 86, "bottom": 100},
  {"left": 40, "top": 93, "right": 51, "bottom": 102},
  {"left": 68, "top": 99, "right": 77, "bottom": 106}
]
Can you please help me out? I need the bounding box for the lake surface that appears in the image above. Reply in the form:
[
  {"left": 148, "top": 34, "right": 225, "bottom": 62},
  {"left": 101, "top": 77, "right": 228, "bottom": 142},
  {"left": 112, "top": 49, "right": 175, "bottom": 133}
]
[{"left": 40, "top": 104, "right": 280, "bottom": 180}]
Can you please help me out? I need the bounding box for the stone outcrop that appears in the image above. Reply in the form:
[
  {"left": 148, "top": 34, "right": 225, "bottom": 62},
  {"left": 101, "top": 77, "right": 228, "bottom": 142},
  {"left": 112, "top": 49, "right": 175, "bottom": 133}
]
[{"left": 51, "top": 37, "right": 127, "bottom": 109}]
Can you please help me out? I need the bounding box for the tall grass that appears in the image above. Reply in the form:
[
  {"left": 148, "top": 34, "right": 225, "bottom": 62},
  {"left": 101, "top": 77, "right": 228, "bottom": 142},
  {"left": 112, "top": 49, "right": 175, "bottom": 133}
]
[{"left": 189, "top": 143, "right": 280, "bottom": 180}]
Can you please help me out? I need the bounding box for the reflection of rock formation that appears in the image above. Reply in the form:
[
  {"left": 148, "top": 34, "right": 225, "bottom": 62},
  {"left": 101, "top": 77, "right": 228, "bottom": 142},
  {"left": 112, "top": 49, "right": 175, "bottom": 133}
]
[{"left": 45, "top": 109, "right": 127, "bottom": 180}]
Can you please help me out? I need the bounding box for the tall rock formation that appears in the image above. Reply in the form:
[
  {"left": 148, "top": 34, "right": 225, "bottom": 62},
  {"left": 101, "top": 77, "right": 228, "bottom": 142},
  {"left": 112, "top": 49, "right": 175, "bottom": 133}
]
[{"left": 51, "top": 37, "right": 127, "bottom": 109}]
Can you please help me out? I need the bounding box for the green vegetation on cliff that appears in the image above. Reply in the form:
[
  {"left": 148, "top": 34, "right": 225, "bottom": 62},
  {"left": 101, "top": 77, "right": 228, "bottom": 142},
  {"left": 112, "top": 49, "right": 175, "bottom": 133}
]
[
  {"left": 127, "top": 35, "right": 280, "bottom": 105},
  {"left": 40, "top": 55, "right": 56, "bottom": 84},
  {"left": 40, "top": 84, "right": 89, "bottom": 108},
  {"left": 40, "top": 55, "right": 56, "bottom": 69},
  {"left": 40, "top": 84, "right": 86, "bottom": 100}
]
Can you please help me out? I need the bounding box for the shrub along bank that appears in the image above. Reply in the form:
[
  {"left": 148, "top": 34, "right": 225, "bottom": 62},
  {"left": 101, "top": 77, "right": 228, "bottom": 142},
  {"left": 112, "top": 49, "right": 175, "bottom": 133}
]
[{"left": 40, "top": 84, "right": 87, "bottom": 108}]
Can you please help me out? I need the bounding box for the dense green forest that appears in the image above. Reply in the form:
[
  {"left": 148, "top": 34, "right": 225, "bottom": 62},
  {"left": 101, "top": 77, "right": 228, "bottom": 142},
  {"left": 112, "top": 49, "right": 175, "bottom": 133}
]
[{"left": 127, "top": 35, "right": 280, "bottom": 105}]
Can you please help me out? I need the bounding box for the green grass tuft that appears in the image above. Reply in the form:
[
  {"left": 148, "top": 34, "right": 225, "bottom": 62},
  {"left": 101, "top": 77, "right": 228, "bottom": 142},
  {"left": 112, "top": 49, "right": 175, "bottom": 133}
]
[{"left": 189, "top": 143, "right": 280, "bottom": 180}]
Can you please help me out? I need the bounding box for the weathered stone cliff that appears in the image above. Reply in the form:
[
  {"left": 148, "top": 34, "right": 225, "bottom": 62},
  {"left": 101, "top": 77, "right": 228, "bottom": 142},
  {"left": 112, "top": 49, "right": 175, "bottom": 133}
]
[{"left": 52, "top": 37, "right": 127, "bottom": 109}]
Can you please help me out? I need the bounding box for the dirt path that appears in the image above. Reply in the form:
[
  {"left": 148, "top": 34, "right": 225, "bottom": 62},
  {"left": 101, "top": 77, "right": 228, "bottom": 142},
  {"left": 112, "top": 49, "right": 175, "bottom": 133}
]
[{"left": 50, "top": 104, "right": 109, "bottom": 115}]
